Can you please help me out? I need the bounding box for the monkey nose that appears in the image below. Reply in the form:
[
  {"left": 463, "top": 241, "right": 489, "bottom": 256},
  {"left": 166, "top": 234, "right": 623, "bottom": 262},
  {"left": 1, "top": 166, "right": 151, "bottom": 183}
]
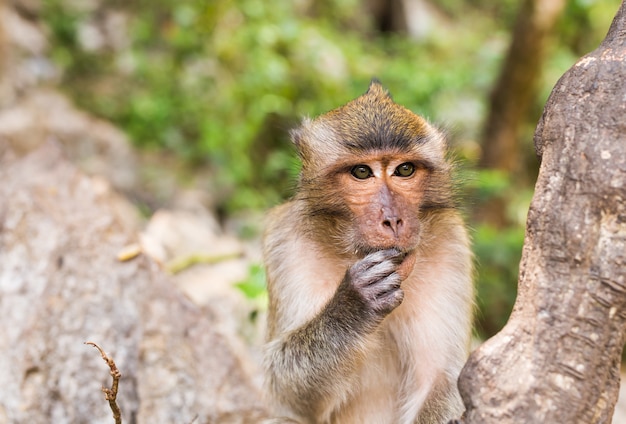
[{"left": 382, "top": 216, "right": 402, "bottom": 236}]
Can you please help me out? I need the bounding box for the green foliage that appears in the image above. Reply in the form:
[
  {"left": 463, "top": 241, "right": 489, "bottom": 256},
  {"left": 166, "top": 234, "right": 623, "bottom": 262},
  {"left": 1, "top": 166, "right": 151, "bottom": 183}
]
[
  {"left": 558, "top": 0, "right": 621, "bottom": 56},
  {"left": 235, "top": 263, "right": 267, "bottom": 300},
  {"left": 473, "top": 223, "right": 524, "bottom": 336},
  {"left": 41, "top": 0, "right": 499, "bottom": 212},
  {"left": 466, "top": 169, "right": 534, "bottom": 338},
  {"left": 235, "top": 263, "right": 268, "bottom": 328},
  {"left": 467, "top": 169, "right": 511, "bottom": 202}
]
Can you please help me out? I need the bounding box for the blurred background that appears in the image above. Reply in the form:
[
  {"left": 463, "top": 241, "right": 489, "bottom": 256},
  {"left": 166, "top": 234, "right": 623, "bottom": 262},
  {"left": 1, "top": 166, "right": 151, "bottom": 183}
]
[{"left": 0, "top": 0, "right": 620, "bottom": 340}]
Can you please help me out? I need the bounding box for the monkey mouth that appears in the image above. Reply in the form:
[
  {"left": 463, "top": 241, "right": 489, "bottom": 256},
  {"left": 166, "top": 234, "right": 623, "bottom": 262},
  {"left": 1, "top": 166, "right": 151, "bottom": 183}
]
[
  {"left": 353, "top": 244, "right": 414, "bottom": 258},
  {"left": 349, "top": 230, "right": 420, "bottom": 259}
]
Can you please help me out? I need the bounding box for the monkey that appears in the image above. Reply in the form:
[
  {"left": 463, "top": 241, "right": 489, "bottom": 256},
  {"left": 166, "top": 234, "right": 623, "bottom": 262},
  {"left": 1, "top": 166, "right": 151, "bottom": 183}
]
[{"left": 262, "top": 80, "right": 474, "bottom": 424}]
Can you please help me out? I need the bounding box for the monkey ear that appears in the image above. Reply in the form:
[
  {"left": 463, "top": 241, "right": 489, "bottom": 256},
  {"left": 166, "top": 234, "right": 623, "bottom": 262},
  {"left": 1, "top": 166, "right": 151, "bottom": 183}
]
[
  {"left": 290, "top": 118, "right": 313, "bottom": 147},
  {"left": 290, "top": 118, "right": 341, "bottom": 168},
  {"left": 290, "top": 126, "right": 305, "bottom": 155},
  {"left": 290, "top": 127, "right": 303, "bottom": 147},
  {"left": 289, "top": 122, "right": 312, "bottom": 161}
]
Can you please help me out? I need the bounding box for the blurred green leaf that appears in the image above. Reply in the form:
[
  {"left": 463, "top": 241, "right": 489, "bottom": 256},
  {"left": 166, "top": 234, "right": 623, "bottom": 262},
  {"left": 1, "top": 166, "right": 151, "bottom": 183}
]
[{"left": 235, "top": 264, "right": 267, "bottom": 300}]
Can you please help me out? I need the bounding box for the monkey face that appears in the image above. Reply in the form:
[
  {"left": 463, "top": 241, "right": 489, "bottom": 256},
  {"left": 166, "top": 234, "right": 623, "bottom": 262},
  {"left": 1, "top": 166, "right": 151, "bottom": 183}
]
[
  {"left": 293, "top": 81, "right": 456, "bottom": 259},
  {"left": 336, "top": 153, "right": 430, "bottom": 256}
]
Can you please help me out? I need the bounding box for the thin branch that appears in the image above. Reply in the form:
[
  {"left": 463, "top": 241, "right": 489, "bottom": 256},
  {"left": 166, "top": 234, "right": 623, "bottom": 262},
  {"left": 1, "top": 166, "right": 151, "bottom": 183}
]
[
  {"left": 85, "top": 341, "right": 123, "bottom": 424},
  {"left": 165, "top": 252, "right": 242, "bottom": 274}
]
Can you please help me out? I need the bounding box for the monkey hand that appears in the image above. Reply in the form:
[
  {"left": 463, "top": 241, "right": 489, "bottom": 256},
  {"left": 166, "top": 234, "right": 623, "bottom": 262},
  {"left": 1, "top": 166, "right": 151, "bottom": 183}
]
[{"left": 334, "top": 249, "right": 406, "bottom": 323}]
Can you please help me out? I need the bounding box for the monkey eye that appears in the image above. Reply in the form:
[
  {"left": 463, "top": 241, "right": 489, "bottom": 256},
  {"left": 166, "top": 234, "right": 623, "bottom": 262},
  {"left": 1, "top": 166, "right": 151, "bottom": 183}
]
[
  {"left": 351, "top": 165, "right": 373, "bottom": 180},
  {"left": 394, "top": 162, "right": 415, "bottom": 177}
]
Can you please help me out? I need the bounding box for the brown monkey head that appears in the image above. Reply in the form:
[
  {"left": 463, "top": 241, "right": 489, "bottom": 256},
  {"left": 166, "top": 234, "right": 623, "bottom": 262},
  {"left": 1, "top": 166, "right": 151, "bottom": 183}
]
[{"left": 292, "top": 80, "right": 455, "bottom": 257}]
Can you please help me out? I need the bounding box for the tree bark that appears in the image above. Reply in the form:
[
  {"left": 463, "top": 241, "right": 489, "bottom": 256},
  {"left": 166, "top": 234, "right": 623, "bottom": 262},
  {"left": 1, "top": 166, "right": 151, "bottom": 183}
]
[{"left": 458, "top": 1, "right": 626, "bottom": 422}]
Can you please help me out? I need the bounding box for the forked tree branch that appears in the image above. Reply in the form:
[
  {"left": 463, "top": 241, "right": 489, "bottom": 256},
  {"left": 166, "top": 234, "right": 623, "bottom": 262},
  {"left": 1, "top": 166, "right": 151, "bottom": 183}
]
[{"left": 85, "top": 341, "right": 122, "bottom": 424}]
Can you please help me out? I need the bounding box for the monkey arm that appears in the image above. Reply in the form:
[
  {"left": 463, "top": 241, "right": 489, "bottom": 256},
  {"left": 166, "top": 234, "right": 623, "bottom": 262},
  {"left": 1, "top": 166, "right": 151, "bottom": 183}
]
[
  {"left": 264, "top": 245, "right": 405, "bottom": 421},
  {"left": 264, "top": 272, "right": 379, "bottom": 420}
]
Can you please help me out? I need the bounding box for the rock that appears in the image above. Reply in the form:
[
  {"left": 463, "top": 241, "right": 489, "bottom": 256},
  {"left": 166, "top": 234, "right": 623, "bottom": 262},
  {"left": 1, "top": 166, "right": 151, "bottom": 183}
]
[
  {"left": 0, "top": 90, "right": 138, "bottom": 193},
  {"left": 0, "top": 143, "right": 267, "bottom": 423},
  {"left": 140, "top": 208, "right": 238, "bottom": 265},
  {"left": 139, "top": 202, "right": 267, "bottom": 356},
  {"left": 0, "top": 0, "right": 56, "bottom": 106}
]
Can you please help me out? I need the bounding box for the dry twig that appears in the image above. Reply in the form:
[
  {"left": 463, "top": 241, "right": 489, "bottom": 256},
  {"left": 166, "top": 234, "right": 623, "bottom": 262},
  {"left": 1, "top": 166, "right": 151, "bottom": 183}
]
[{"left": 85, "top": 341, "right": 122, "bottom": 424}]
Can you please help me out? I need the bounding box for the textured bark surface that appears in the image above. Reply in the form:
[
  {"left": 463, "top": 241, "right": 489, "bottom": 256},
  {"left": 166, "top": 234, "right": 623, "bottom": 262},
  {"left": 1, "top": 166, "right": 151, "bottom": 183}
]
[
  {"left": 0, "top": 143, "right": 266, "bottom": 424},
  {"left": 458, "top": 2, "right": 626, "bottom": 423}
]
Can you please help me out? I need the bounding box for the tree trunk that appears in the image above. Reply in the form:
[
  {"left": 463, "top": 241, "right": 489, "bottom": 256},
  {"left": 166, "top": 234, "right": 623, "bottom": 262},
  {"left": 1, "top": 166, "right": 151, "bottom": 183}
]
[{"left": 458, "top": 1, "right": 626, "bottom": 422}]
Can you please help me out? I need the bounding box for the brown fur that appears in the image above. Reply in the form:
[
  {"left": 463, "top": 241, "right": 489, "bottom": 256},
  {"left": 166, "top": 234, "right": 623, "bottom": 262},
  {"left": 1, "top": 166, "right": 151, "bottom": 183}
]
[{"left": 263, "top": 81, "right": 474, "bottom": 424}]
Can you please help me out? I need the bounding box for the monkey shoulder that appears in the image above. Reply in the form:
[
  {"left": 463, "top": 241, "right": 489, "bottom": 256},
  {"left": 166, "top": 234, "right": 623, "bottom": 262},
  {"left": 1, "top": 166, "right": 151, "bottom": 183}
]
[
  {"left": 263, "top": 201, "right": 346, "bottom": 332},
  {"left": 263, "top": 201, "right": 307, "bottom": 264}
]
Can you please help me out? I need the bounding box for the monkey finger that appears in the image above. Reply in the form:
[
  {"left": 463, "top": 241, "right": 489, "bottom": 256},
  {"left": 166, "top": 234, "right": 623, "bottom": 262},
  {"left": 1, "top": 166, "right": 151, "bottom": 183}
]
[
  {"left": 363, "top": 248, "right": 403, "bottom": 265},
  {"left": 363, "top": 272, "right": 402, "bottom": 297},
  {"left": 374, "top": 286, "right": 404, "bottom": 314},
  {"left": 351, "top": 249, "right": 401, "bottom": 277},
  {"left": 361, "top": 258, "right": 399, "bottom": 281}
]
